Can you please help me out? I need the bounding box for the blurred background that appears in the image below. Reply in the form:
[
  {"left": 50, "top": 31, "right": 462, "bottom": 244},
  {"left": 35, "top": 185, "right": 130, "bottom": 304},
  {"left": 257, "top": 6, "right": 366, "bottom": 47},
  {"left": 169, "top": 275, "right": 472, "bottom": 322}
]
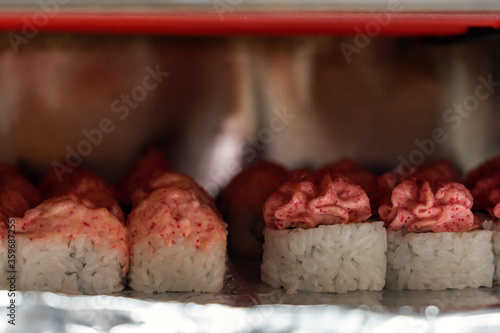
[{"left": 0, "top": 33, "right": 499, "bottom": 194}]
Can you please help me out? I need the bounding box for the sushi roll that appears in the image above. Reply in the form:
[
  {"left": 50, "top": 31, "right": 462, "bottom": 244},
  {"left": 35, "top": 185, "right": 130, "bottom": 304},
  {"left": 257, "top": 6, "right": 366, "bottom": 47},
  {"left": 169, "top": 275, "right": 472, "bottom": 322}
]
[
  {"left": 128, "top": 185, "right": 227, "bottom": 293},
  {"left": 380, "top": 178, "right": 493, "bottom": 290},
  {"left": 465, "top": 158, "right": 500, "bottom": 283},
  {"left": 116, "top": 149, "right": 173, "bottom": 206},
  {"left": 465, "top": 158, "right": 500, "bottom": 219},
  {"left": 41, "top": 166, "right": 124, "bottom": 222},
  {"left": 13, "top": 195, "right": 128, "bottom": 294},
  {"left": 408, "top": 159, "right": 459, "bottom": 184},
  {"left": 131, "top": 171, "right": 219, "bottom": 214},
  {"left": 0, "top": 165, "right": 42, "bottom": 289},
  {"left": 122, "top": 152, "right": 227, "bottom": 293},
  {"left": 0, "top": 164, "right": 42, "bottom": 214},
  {"left": 316, "top": 158, "right": 375, "bottom": 191},
  {"left": 218, "top": 160, "right": 289, "bottom": 258},
  {"left": 261, "top": 168, "right": 387, "bottom": 294},
  {"left": 366, "top": 160, "right": 459, "bottom": 218},
  {"left": 365, "top": 173, "right": 401, "bottom": 217},
  {"left": 464, "top": 157, "right": 500, "bottom": 191}
]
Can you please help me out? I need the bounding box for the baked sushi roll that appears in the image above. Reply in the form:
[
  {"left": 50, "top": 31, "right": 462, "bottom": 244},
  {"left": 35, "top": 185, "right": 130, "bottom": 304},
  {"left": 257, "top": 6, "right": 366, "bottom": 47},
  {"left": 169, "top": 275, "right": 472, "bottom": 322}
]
[
  {"left": 465, "top": 157, "right": 500, "bottom": 191},
  {"left": 316, "top": 158, "right": 375, "bottom": 191},
  {"left": 0, "top": 165, "right": 42, "bottom": 289},
  {"left": 0, "top": 164, "right": 41, "bottom": 204},
  {"left": 465, "top": 158, "right": 500, "bottom": 283},
  {"left": 218, "top": 160, "right": 289, "bottom": 258},
  {"left": 465, "top": 158, "right": 500, "bottom": 219},
  {"left": 380, "top": 178, "right": 493, "bottom": 290},
  {"left": 409, "top": 159, "right": 459, "bottom": 184},
  {"left": 12, "top": 195, "right": 128, "bottom": 294},
  {"left": 130, "top": 171, "right": 219, "bottom": 214},
  {"left": 366, "top": 160, "right": 459, "bottom": 218},
  {"left": 261, "top": 169, "right": 387, "bottom": 293},
  {"left": 0, "top": 164, "right": 42, "bottom": 217},
  {"left": 41, "top": 166, "right": 124, "bottom": 222},
  {"left": 116, "top": 149, "right": 173, "bottom": 206},
  {"left": 366, "top": 173, "right": 401, "bottom": 217},
  {"left": 126, "top": 169, "right": 227, "bottom": 293}
]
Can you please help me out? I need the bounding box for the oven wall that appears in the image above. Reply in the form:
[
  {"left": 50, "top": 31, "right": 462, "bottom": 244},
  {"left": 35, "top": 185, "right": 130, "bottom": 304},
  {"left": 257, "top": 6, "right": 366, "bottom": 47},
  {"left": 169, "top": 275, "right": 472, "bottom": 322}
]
[{"left": 0, "top": 34, "right": 498, "bottom": 194}]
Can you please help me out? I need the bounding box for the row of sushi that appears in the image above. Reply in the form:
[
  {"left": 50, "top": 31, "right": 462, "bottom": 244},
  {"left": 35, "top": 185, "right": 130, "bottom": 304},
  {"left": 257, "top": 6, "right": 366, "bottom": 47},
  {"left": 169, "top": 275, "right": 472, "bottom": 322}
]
[
  {"left": 0, "top": 151, "right": 226, "bottom": 294},
  {"left": 1, "top": 152, "right": 500, "bottom": 294},
  {"left": 224, "top": 158, "right": 500, "bottom": 293}
]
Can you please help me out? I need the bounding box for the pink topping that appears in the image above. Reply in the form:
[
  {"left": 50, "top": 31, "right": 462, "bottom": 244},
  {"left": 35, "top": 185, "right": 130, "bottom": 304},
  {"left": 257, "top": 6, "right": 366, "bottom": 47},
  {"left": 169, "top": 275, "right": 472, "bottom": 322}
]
[
  {"left": 116, "top": 150, "right": 174, "bottom": 206},
  {"left": 379, "top": 179, "right": 478, "bottom": 232},
  {"left": 63, "top": 177, "right": 124, "bottom": 222},
  {"left": 465, "top": 157, "right": 500, "bottom": 220},
  {"left": 365, "top": 173, "right": 401, "bottom": 216},
  {"left": 0, "top": 164, "right": 42, "bottom": 208},
  {"left": 0, "top": 221, "right": 7, "bottom": 241},
  {"left": 410, "top": 160, "right": 459, "bottom": 187},
  {"left": 263, "top": 170, "right": 372, "bottom": 230},
  {"left": 127, "top": 187, "right": 227, "bottom": 250},
  {"left": 317, "top": 159, "right": 375, "bottom": 190},
  {"left": 366, "top": 160, "right": 459, "bottom": 218},
  {"left": 0, "top": 164, "right": 42, "bottom": 225},
  {"left": 131, "top": 172, "right": 218, "bottom": 215},
  {"left": 218, "top": 160, "right": 289, "bottom": 215},
  {"left": 14, "top": 195, "right": 129, "bottom": 271},
  {"left": 0, "top": 185, "right": 32, "bottom": 224},
  {"left": 41, "top": 167, "right": 124, "bottom": 223},
  {"left": 471, "top": 174, "right": 500, "bottom": 219},
  {"left": 493, "top": 196, "right": 500, "bottom": 219},
  {"left": 465, "top": 157, "right": 500, "bottom": 189},
  {"left": 465, "top": 157, "right": 500, "bottom": 218}
]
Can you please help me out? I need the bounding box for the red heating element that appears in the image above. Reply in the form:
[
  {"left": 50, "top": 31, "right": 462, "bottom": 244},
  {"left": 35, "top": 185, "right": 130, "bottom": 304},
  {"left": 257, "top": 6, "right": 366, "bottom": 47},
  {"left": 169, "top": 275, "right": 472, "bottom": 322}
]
[{"left": 0, "top": 10, "right": 499, "bottom": 36}]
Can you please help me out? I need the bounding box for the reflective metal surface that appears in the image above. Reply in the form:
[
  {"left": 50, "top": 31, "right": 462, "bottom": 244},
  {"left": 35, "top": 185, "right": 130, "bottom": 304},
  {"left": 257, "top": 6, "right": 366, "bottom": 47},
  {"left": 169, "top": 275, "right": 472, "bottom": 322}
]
[{"left": 2, "top": 260, "right": 500, "bottom": 332}]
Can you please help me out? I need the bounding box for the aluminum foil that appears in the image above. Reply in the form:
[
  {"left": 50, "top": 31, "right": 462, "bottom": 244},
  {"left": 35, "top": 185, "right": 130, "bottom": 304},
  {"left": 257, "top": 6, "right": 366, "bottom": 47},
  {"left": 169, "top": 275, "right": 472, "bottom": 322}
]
[{"left": 2, "top": 260, "right": 500, "bottom": 333}]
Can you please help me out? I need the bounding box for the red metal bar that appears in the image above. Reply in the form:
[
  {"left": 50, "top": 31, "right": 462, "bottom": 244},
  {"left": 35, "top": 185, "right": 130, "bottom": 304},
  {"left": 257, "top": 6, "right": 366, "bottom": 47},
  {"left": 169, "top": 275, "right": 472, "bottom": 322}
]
[{"left": 0, "top": 11, "right": 498, "bottom": 36}]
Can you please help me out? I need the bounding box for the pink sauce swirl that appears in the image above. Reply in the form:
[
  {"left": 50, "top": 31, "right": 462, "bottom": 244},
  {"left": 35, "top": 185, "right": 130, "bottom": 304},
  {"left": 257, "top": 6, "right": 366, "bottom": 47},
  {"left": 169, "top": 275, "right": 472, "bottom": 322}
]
[
  {"left": 379, "top": 179, "right": 478, "bottom": 232},
  {"left": 263, "top": 170, "right": 371, "bottom": 230},
  {"left": 366, "top": 160, "right": 459, "bottom": 219}
]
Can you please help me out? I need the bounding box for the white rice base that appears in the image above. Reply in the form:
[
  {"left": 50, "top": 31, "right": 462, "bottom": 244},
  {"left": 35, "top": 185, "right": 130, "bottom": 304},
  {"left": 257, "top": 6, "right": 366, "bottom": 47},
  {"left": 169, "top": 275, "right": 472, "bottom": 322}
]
[
  {"left": 15, "top": 235, "right": 127, "bottom": 295},
  {"left": 493, "top": 232, "right": 500, "bottom": 284},
  {"left": 261, "top": 222, "right": 387, "bottom": 294},
  {"left": 481, "top": 215, "right": 500, "bottom": 284},
  {"left": 386, "top": 229, "right": 494, "bottom": 290},
  {"left": 129, "top": 235, "right": 227, "bottom": 293}
]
